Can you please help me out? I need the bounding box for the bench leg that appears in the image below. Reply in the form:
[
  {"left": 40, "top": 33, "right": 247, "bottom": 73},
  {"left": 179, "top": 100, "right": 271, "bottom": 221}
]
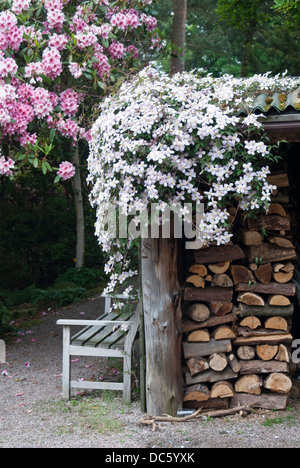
[
  {"left": 62, "top": 326, "right": 71, "bottom": 401},
  {"left": 123, "top": 349, "right": 131, "bottom": 404}
]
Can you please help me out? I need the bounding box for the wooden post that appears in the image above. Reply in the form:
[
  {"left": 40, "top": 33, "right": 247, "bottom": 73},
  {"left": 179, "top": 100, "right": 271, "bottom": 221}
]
[
  {"left": 141, "top": 235, "right": 183, "bottom": 416},
  {"left": 138, "top": 244, "right": 146, "bottom": 413}
]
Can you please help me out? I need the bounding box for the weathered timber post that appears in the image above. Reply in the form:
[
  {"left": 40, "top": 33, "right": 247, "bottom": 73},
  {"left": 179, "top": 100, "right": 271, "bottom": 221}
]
[{"left": 141, "top": 235, "right": 183, "bottom": 416}]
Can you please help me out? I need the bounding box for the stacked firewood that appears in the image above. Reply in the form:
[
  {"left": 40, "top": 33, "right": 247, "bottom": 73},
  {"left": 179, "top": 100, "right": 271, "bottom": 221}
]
[{"left": 182, "top": 172, "right": 297, "bottom": 411}]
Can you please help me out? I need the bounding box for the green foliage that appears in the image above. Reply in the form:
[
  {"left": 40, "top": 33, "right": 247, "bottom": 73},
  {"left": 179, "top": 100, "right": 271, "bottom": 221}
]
[
  {"left": 53, "top": 267, "right": 105, "bottom": 290},
  {"left": 156, "top": 0, "right": 300, "bottom": 76},
  {"left": 30, "top": 286, "right": 87, "bottom": 308},
  {"left": 0, "top": 168, "right": 104, "bottom": 290},
  {"left": 0, "top": 266, "right": 105, "bottom": 311}
]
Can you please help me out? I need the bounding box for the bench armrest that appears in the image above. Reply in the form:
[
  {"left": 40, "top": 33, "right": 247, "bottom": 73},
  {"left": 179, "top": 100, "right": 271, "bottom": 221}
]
[{"left": 56, "top": 319, "right": 134, "bottom": 327}]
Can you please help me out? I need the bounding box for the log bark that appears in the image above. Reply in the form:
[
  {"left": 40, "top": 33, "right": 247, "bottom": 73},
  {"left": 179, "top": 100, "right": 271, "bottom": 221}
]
[
  {"left": 185, "top": 303, "right": 210, "bottom": 322},
  {"left": 184, "top": 398, "right": 229, "bottom": 410},
  {"left": 239, "top": 360, "right": 289, "bottom": 374},
  {"left": 230, "top": 392, "right": 289, "bottom": 410},
  {"left": 182, "top": 312, "right": 238, "bottom": 333},
  {"left": 247, "top": 243, "right": 297, "bottom": 264},
  {"left": 185, "top": 366, "right": 238, "bottom": 385},
  {"left": 267, "top": 172, "right": 289, "bottom": 187},
  {"left": 234, "top": 333, "right": 293, "bottom": 346},
  {"left": 183, "top": 339, "right": 232, "bottom": 359},
  {"left": 264, "top": 373, "right": 292, "bottom": 394},
  {"left": 228, "top": 353, "right": 241, "bottom": 373},
  {"left": 235, "top": 374, "right": 262, "bottom": 395},
  {"left": 184, "top": 286, "right": 233, "bottom": 303},
  {"left": 238, "top": 303, "right": 294, "bottom": 318},
  {"left": 246, "top": 215, "right": 290, "bottom": 232},
  {"left": 141, "top": 235, "right": 183, "bottom": 416},
  {"left": 236, "top": 282, "right": 296, "bottom": 296},
  {"left": 237, "top": 327, "right": 289, "bottom": 338},
  {"left": 194, "top": 244, "right": 245, "bottom": 263}
]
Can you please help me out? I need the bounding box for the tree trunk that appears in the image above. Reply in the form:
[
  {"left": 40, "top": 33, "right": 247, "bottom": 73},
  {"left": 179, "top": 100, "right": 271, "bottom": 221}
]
[
  {"left": 71, "top": 143, "right": 85, "bottom": 268},
  {"left": 141, "top": 235, "right": 183, "bottom": 416},
  {"left": 170, "top": 0, "right": 187, "bottom": 75},
  {"left": 240, "top": 18, "right": 257, "bottom": 77}
]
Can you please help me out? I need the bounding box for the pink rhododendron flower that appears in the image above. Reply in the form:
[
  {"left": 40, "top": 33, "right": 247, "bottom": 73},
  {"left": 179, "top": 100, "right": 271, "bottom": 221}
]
[
  {"left": 42, "top": 47, "right": 62, "bottom": 79},
  {"left": 93, "top": 53, "right": 111, "bottom": 78},
  {"left": 68, "top": 61, "right": 86, "bottom": 78},
  {"left": 0, "top": 57, "right": 18, "bottom": 77},
  {"left": 56, "top": 118, "right": 79, "bottom": 141},
  {"left": 19, "top": 131, "right": 37, "bottom": 147},
  {"left": 141, "top": 14, "right": 157, "bottom": 31},
  {"left": 48, "top": 33, "right": 69, "bottom": 50},
  {"left": 59, "top": 89, "right": 81, "bottom": 116},
  {"left": 75, "top": 31, "right": 98, "bottom": 50},
  {"left": 108, "top": 41, "right": 125, "bottom": 59},
  {"left": 0, "top": 11, "right": 18, "bottom": 32},
  {"left": 110, "top": 12, "right": 140, "bottom": 30},
  {"left": 58, "top": 161, "right": 76, "bottom": 180},
  {"left": 11, "top": 0, "right": 32, "bottom": 14},
  {"left": 0, "top": 156, "right": 15, "bottom": 176},
  {"left": 31, "top": 87, "right": 54, "bottom": 118}
]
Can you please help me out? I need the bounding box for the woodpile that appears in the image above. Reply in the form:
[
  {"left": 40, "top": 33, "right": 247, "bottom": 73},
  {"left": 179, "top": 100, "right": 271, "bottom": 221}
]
[{"left": 182, "top": 171, "right": 296, "bottom": 411}]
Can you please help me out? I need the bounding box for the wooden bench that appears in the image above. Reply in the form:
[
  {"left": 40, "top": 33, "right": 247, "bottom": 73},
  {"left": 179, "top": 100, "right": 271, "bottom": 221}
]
[{"left": 57, "top": 294, "right": 140, "bottom": 403}]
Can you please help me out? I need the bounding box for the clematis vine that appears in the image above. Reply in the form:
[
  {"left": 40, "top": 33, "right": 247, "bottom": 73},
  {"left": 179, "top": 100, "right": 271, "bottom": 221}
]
[{"left": 87, "top": 67, "right": 300, "bottom": 296}]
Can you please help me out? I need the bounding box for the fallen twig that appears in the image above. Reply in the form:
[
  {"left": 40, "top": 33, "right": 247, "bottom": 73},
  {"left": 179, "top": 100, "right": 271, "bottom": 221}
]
[
  {"left": 140, "top": 405, "right": 251, "bottom": 431},
  {"left": 197, "top": 404, "right": 252, "bottom": 419},
  {"left": 140, "top": 408, "right": 202, "bottom": 431}
]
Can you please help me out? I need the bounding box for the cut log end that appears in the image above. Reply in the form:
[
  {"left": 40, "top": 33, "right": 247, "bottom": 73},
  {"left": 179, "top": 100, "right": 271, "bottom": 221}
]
[
  {"left": 238, "top": 292, "right": 265, "bottom": 306},
  {"left": 264, "top": 373, "right": 292, "bottom": 394}
]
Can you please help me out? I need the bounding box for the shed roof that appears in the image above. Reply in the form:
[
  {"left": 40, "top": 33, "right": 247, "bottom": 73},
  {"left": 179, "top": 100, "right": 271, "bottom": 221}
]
[
  {"left": 248, "top": 87, "right": 300, "bottom": 142},
  {"left": 253, "top": 87, "right": 300, "bottom": 114}
]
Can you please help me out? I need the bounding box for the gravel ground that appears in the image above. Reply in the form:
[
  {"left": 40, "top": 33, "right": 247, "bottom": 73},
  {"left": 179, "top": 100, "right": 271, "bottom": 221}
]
[{"left": 1, "top": 293, "right": 300, "bottom": 449}]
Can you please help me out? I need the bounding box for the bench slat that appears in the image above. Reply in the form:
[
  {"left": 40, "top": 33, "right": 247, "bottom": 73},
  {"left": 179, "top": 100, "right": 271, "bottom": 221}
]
[
  {"left": 70, "top": 311, "right": 115, "bottom": 342},
  {"left": 89, "top": 315, "right": 133, "bottom": 349}
]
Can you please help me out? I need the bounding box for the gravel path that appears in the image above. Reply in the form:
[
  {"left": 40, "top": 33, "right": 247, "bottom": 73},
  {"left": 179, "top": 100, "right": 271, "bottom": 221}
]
[{"left": 1, "top": 294, "right": 300, "bottom": 449}]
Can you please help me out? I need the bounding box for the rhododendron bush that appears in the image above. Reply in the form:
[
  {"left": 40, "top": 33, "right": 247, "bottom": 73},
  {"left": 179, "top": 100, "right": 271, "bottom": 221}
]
[
  {"left": 0, "top": 0, "right": 159, "bottom": 180},
  {"left": 87, "top": 67, "right": 300, "bottom": 296}
]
